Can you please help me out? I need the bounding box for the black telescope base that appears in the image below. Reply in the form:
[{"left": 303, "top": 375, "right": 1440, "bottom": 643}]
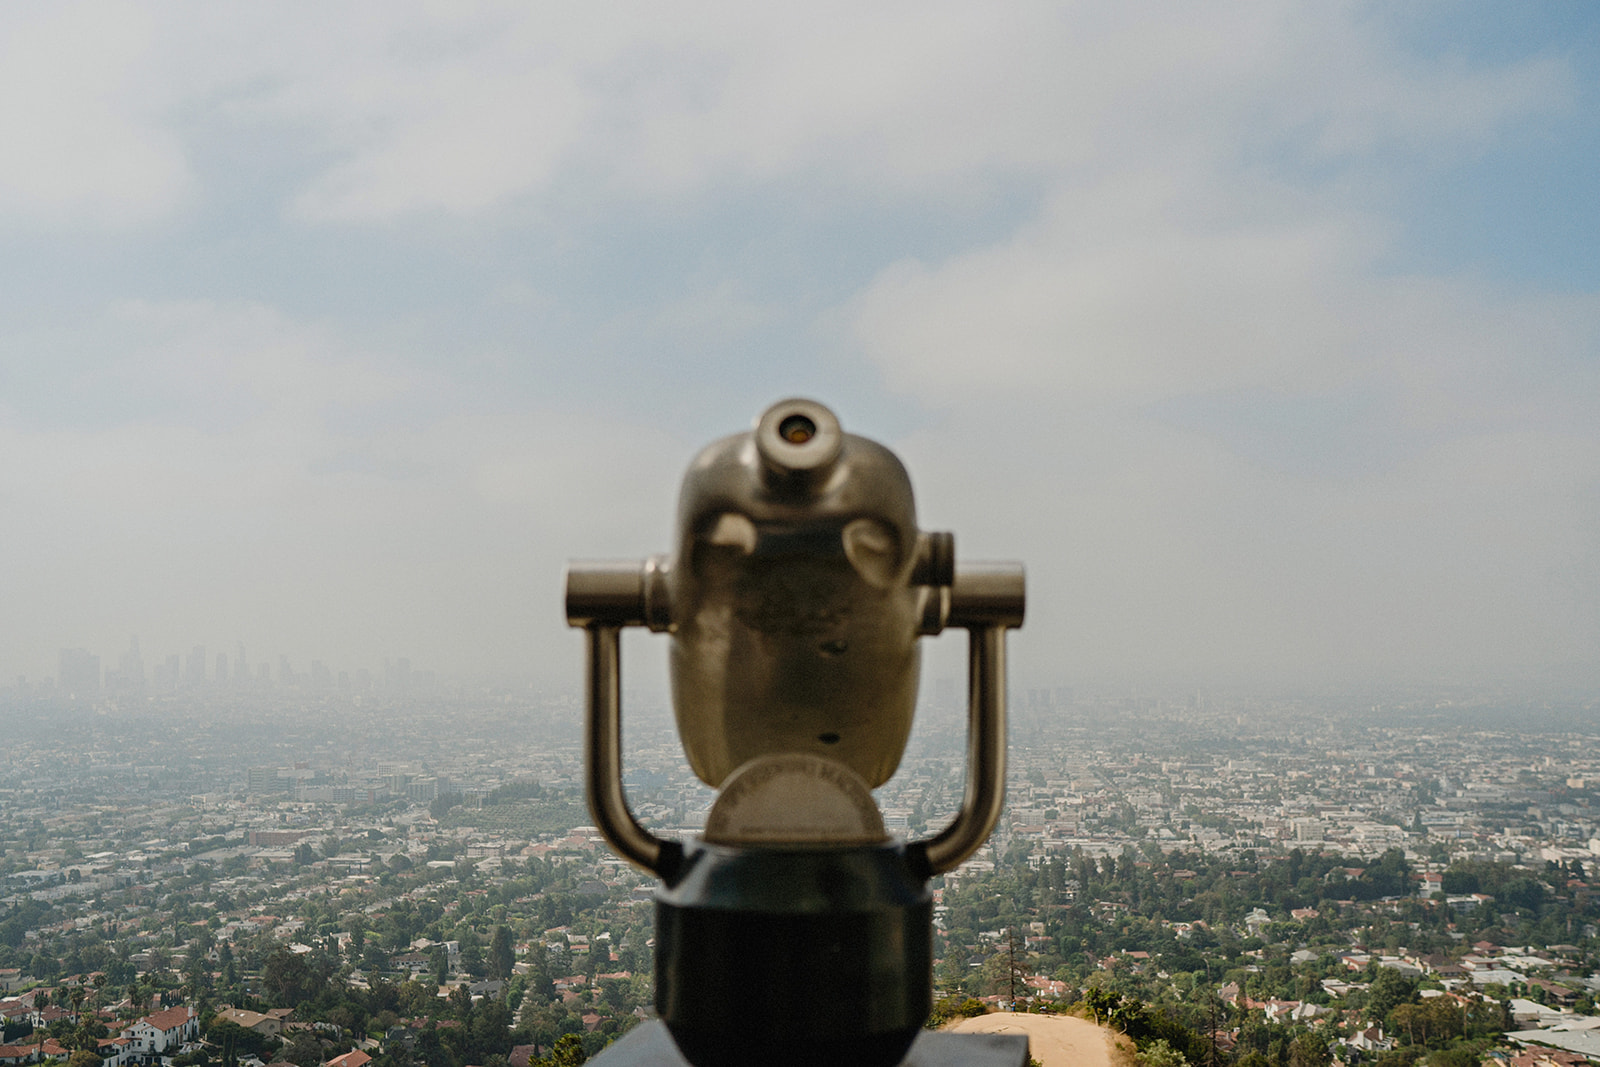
[
  {"left": 669, "top": 1026, "right": 914, "bottom": 1067},
  {"left": 588, "top": 1021, "right": 1030, "bottom": 1067},
  {"left": 652, "top": 842, "right": 935, "bottom": 1067}
]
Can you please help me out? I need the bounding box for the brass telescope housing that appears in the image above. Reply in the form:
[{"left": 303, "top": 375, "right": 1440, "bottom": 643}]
[{"left": 565, "top": 397, "right": 1025, "bottom": 879}]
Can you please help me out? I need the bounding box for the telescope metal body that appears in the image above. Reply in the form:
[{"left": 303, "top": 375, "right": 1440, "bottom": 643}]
[
  {"left": 565, "top": 399, "right": 1025, "bottom": 1067},
  {"left": 670, "top": 398, "right": 927, "bottom": 789}
]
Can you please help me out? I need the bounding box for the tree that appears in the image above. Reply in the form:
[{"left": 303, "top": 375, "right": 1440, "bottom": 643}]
[
  {"left": 206, "top": 1019, "right": 270, "bottom": 1059},
  {"left": 263, "top": 948, "right": 315, "bottom": 1006},
  {"left": 524, "top": 946, "right": 554, "bottom": 1004},
  {"left": 927, "top": 997, "right": 988, "bottom": 1028},
  {"left": 282, "top": 1030, "right": 324, "bottom": 1067},
  {"left": 362, "top": 943, "right": 390, "bottom": 973},
  {"left": 490, "top": 926, "right": 515, "bottom": 982},
  {"left": 1109, "top": 997, "right": 1148, "bottom": 1036},
  {"left": 470, "top": 996, "right": 513, "bottom": 1057},
  {"left": 1499, "top": 877, "right": 1545, "bottom": 911},
  {"left": 431, "top": 946, "right": 450, "bottom": 985},
  {"left": 1288, "top": 1033, "right": 1331, "bottom": 1067},
  {"left": 1367, "top": 967, "right": 1416, "bottom": 1020},
  {"left": 1084, "top": 986, "right": 1122, "bottom": 1027},
  {"left": 1139, "top": 1039, "right": 1189, "bottom": 1067},
  {"left": 1428, "top": 1048, "right": 1477, "bottom": 1067},
  {"left": 1365, "top": 849, "right": 1413, "bottom": 899},
  {"left": 68, "top": 1019, "right": 107, "bottom": 1052},
  {"left": 543, "top": 1033, "right": 587, "bottom": 1067},
  {"left": 461, "top": 937, "right": 487, "bottom": 979},
  {"left": 398, "top": 980, "right": 436, "bottom": 1018}
]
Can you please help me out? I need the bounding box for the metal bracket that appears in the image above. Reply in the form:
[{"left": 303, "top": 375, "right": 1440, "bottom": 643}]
[{"left": 565, "top": 558, "right": 1024, "bottom": 881}]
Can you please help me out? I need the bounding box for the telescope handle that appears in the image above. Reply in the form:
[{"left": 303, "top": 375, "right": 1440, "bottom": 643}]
[{"left": 581, "top": 622, "right": 684, "bottom": 880}]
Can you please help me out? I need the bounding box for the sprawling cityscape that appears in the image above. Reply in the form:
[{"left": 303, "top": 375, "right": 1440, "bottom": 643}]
[
  {"left": 8, "top": 0, "right": 1600, "bottom": 1063},
  {"left": 2, "top": 645, "right": 1597, "bottom": 1067}
]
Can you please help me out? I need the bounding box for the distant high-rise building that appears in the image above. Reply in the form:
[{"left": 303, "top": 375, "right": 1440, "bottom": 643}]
[
  {"left": 236, "top": 643, "right": 249, "bottom": 682},
  {"left": 115, "top": 635, "right": 145, "bottom": 691},
  {"left": 59, "top": 648, "right": 100, "bottom": 697},
  {"left": 158, "top": 653, "right": 181, "bottom": 691},
  {"left": 310, "top": 660, "right": 333, "bottom": 688},
  {"left": 247, "top": 766, "right": 287, "bottom": 794},
  {"left": 256, "top": 662, "right": 271, "bottom": 684},
  {"left": 278, "top": 655, "right": 296, "bottom": 686},
  {"left": 386, "top": 657, "right": 412, "bottom": 689},
  {"left": 186, "top": 645, "right": 206, "bottom": 686},
  {"left": 216, "top": 652, "right": 228, "bottom": 685},
  {"left": 407, "top": 777, "right": 445, "bottom": 802}
]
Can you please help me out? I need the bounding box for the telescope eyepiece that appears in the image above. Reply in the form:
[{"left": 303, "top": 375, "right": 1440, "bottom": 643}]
[
  {"left": 778, "top": 413, "right": 815, "bottom": 443},
  {"left": 754, "top": 398, "right": 841, "bottom": 489}
]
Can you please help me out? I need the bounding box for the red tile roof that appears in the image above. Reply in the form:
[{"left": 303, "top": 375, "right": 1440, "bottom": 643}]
[
  {"left": 141, "top": 1005, "right": 196, "bottom": 1032},
  {"left": 325, "top": 1050, "right": 373, "bottom": 1067}
]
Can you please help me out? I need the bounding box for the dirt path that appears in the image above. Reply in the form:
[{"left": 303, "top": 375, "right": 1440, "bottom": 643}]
[{"left": 949, "top": 1011, "right": 1132, "bottom": 1067}]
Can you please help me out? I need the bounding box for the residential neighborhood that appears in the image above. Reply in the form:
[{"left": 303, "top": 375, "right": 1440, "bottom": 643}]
[{"left": 1, "top": 678, "right": 1598, "bottom": 1066}]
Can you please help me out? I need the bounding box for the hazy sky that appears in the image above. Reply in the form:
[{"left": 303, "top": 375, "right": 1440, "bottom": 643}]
[{"left": 3, "top": 2, "right": 1598, "bottom": 694}]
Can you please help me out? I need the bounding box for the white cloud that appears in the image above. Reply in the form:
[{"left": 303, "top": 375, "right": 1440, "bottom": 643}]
[
  {"left": 854, "top": 177, "right": 1385, "bottom": 404},
  {"left": 814, "top": 4, "right": 1596, "bottom": 685},
  {"left": 4, "top": 3, "right": 1566, "bottom": 226},
  {"left": 276, "top": 3, "right": 1563, "bottom": 216},
  {"left": 892, "top": 392, "right": 1600, "bottom": 686},
  {"left": 0, "top": 3, "right": 191, "bottom": 227},
  {"left": 854, "top": 181, "right": 1600, "bottom": 683}
]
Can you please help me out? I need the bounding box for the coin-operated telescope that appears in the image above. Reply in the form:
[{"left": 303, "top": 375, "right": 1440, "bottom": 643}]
[{"left": 566, "top": 399, "right": 1025, "bottom": 1067}]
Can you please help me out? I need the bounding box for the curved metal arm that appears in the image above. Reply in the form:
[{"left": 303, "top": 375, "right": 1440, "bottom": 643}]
[
  {"left": 915, "top": 625, "right": 1009, "bottom": 876},
  {"left": 568, "top": 558, "right": 679, "bottom": 877},
  {"left": 912, "top": 562, "right": 1024, "bottom": 877},
  {"left": 583, "top": 624, "right": 682, "bottom": 880}
]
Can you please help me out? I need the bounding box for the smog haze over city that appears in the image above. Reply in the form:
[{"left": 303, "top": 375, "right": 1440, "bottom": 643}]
[
  {"left": 7, "top": 10, "right": 1600, "bottom": 1067},
  {"left": 3, "top": 3, "right": 1599, "bottom": 699}
]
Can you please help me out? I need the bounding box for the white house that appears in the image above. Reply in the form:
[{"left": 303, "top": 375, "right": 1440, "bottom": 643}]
[
  {"left": 1344, "top": 1025, "right": 1393, "bottom": 1053},
  {"left": 111, "top": 1005, "right": 199, "bottom": 1065}
]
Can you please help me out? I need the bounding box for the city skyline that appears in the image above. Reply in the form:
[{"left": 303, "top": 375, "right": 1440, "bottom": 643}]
[{"left": 30, "top": 635, "right": 440, "bottom": 699}]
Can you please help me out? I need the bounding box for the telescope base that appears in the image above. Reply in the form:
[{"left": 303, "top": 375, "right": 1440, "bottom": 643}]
[
  {"left": 588, "top": 1021, "right": 1030, "bottom": 1067},
  {"left": 654, "top": 842, "right": 933, "bottom": 1067}
]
